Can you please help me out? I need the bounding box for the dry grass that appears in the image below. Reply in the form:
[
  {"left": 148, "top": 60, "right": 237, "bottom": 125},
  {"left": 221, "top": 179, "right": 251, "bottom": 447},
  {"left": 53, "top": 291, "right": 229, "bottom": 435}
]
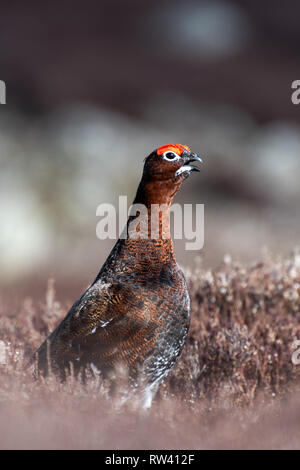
[{"left": 0, "top": 252, "right": 300, "bottom": 449}]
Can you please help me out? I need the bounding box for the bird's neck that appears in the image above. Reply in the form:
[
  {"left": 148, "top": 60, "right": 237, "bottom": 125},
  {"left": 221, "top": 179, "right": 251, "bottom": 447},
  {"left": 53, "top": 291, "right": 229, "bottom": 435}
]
[
  {"left": 133, "top": 178, "right": 180, "bottom": 206},
  {"left": 94, "top": 180, "right": 181, "bottom": 285},
  {"left": 128, "top": 179, "right": 178, "bottom": 242}
]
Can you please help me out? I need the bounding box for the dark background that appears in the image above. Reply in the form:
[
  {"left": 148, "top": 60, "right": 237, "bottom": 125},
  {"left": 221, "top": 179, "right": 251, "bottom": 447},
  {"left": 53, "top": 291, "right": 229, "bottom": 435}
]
[{"left": 0, "top": 0, "right": 300, "bottom": 299}]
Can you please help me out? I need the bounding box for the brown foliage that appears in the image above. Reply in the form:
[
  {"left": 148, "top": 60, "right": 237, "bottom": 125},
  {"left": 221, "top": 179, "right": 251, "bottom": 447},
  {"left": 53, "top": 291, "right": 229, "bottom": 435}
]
[{"left": 0, "top": 253, "right": 300, "bottom": 449}]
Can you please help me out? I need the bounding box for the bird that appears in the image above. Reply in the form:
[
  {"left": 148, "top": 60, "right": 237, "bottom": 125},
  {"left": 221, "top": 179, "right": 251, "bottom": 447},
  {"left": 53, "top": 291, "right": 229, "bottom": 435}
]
[{"left": 33, "top": 143, "right": 203, "bottom": 407}]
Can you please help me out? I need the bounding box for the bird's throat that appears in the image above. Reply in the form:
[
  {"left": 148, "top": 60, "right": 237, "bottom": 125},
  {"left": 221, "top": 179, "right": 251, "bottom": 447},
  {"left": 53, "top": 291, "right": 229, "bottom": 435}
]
[{"left": 129, "top": 178, "right": 179, "bottom": 242}]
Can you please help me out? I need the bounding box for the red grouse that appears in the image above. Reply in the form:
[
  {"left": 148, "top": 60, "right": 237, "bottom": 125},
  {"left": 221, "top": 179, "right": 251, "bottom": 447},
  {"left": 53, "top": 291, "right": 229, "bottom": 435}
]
[{"left": 34, "top": 144, "right": 202, "bottom": 406}]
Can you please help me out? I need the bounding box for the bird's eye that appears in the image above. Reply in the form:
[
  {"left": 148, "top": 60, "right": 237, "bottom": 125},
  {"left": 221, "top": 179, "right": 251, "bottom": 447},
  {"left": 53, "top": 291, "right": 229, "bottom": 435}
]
[{"left": 162, "top": 151, "right": 180, "bottom": 162}]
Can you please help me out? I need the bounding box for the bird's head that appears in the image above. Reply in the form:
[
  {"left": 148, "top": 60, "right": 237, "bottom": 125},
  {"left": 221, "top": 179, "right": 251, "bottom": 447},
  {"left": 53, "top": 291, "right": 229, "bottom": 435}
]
[
  {"left": 143, "top": 143, "right": 203, "bottom": 182},
  {"left": 135, "top": 143, "right": 203, "bottom": 206}
]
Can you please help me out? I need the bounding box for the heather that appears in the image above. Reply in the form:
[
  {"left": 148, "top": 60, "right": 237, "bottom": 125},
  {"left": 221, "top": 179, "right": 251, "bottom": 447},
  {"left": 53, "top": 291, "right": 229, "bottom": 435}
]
[{"left": 0, "top": 253, "right": 299, "bottom": 449}]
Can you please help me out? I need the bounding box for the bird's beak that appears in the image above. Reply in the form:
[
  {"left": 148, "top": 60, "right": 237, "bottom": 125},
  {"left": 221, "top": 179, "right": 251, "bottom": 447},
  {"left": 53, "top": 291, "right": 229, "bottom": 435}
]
[
  {"left": 185, "top": 153, "right": 203, "bottom": 172},
  {"left": 175, "top": 152, "right": 203, "bottom": 177}
]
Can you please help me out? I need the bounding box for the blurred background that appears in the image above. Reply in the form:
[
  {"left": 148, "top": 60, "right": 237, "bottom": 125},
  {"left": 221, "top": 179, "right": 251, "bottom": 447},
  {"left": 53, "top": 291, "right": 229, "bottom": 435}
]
[{"left": 0, "top": 0, "right": 300, "bottom": 300}]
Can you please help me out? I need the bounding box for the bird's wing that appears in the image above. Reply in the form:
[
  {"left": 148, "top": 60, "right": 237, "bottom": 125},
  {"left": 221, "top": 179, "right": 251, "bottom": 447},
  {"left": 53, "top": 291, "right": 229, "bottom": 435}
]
[{"left": 35, "top": 280, "right": 159, "bottom": 373}]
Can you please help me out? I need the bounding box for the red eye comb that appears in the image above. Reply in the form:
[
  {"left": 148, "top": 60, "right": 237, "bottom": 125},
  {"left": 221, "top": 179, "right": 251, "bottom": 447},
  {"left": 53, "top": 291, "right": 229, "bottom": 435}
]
[{"left": 156, "top": 143, "right": 191, "bottom": 156}]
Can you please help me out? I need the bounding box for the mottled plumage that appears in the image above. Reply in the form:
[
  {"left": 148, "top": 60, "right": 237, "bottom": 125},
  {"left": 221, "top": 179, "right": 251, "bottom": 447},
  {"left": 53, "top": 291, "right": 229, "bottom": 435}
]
[{"left": 34, "top": 143, "right": 202, "bottom": 406}]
